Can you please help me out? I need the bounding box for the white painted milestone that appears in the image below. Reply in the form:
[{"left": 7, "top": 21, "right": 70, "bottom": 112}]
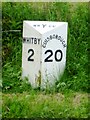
[{"left": 22, "top": 21, "right": 68, "bottom": 88}]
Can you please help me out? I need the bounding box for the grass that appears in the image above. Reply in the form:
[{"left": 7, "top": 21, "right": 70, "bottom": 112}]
[
  {"left": 2, "top": 2, "right": 89, "bottom": 118},
  {"left": 2, "top": 90, "right": 89, "bottom": 118}
]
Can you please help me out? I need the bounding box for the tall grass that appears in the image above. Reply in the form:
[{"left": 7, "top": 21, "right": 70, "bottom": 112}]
[{"left": 2, "top": 2, "right": 89, "bottom": 93}]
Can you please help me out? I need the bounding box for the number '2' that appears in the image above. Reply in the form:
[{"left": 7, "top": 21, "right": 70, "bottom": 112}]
[{"left": 28, "top": 49, "right": 34, "bottom": 61}]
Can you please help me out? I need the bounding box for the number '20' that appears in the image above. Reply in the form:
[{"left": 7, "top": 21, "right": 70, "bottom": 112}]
[
  {"left": 44, "top": 49, "right": 63, "bottom": 62},
  {"left": 27, "top": 49, "right": 63, "bottom": 62}
]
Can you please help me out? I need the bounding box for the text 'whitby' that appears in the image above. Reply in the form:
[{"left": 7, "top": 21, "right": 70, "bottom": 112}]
[{"left": 23, "top": 37, "right": 41, "bottom": 45}]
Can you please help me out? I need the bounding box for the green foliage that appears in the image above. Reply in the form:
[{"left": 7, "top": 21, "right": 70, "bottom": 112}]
[
  {"left": 65, "top": 3, "right": 88, "bottom": 92},
  {"left": 2, "top": 62, "right": 32, "bottom": 93}
]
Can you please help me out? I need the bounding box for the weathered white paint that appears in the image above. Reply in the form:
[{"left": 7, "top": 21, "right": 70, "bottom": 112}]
[{"left": 22, "top": 21, "right": 68, "bottom": 88}]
